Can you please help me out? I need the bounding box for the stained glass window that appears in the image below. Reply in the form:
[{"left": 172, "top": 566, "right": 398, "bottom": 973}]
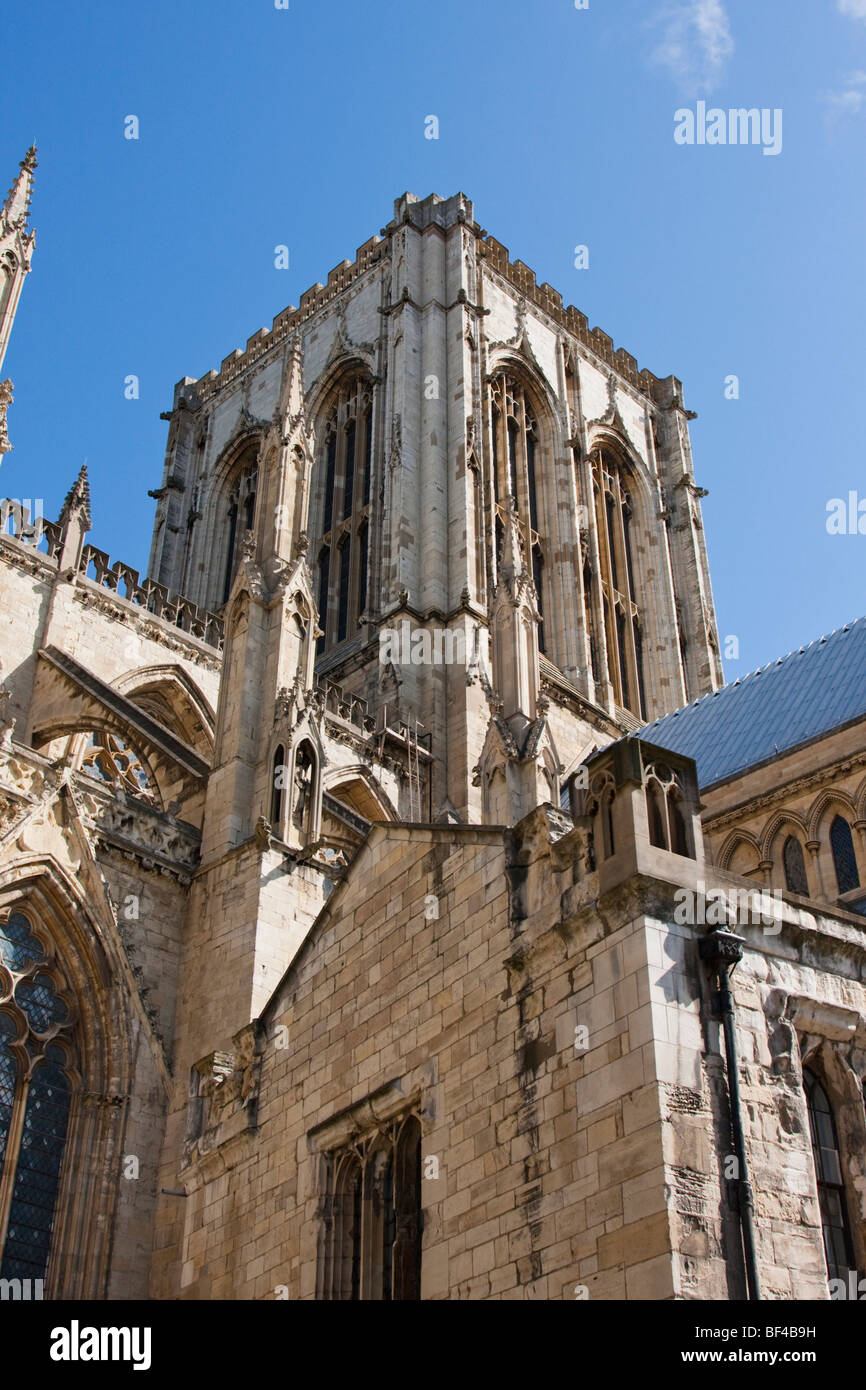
[{"left": 0, "top": 911, "right": 74, "bottom": 1286}]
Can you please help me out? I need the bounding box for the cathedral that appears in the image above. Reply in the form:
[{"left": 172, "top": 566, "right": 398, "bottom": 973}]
[{"left": 0, "top": 152, "right": 864, "bottom": 1301}]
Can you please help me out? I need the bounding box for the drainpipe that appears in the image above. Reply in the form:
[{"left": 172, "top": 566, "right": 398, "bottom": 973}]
[{"left": 699, "top": 926, "right": 762, "bottom": 1301}]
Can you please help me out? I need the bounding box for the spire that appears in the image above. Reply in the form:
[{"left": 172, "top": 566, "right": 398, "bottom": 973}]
[
  {"left": 2, "top": 147, "right": 37, "bottom": 234},
  {"left": 0, "top": 146, "right": 37, "bottom": 383}
]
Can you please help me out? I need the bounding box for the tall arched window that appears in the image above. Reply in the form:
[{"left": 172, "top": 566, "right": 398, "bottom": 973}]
[
  {"left": 314, "top": 377, "right": 374, "bottom": 654},
  {"left": 830, "top": 815, "right": 860, "bottom": 895},
  {"left": 803, "top": 1068, "right": 856, "bottom": 1284},
  {"left": 591, "top": 449, "right": 646, "bottom": 719},
  {"left": 490, "top": 374, "right": 546, "bottom": 652},
  {"left": 221, "top": 447, "right": 259, "bottom": 604},
  {"left": 0, "top": 911, "right": 75, "bottom": 1286},
  {"left": 783, "top": 835, "right": 809, "bottom": 896},
  {"left": 320, "top": 1113, "right": 422, "bottom": 1300}
]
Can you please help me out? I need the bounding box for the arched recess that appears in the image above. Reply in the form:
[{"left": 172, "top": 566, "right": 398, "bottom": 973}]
[
  {"left": 114, "top": 665, "right": 216, "bottom": 763},
  {"left": 760, "top": 810, "right": 812, "bottom": 894},
  {"left": 807, "top": 790, "right": 858, "bottom": 845},
  {"left": 307, "top": 359, "right": 377, "bottom": 657},
  {"left": 195, "top": 428, "right": 265, "bottom": 613},
  {"left": 717, "top": 829, "right": 761, "bottom": 877},
  {"left": 486, "top": 354, "right": 570, "bottom": 669},
  {"left": 584, "top": 428, "right": 654, "bottom": 721},
  {"left": 286, "top": 737, "right": 323, "bottom": 848},
  {"left": 760, "top": 809, "right": 809, "bottom": 865},
  {"left": 0, "top": 862, "right": 133, "bottom": 1299},
  {"left": 324, "top": 766, "right": 398, "bottom": 824},
  {"left": 32, "top": 718, "right": 166, "bottom": 813}
]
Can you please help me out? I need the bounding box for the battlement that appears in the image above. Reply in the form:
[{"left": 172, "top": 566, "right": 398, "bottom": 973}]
[
  {"left": 168, "top": 191, "right": 684, "bottom": 414},
  {"left": 0, "top": 498, "right": 224, "bottom": 651}
]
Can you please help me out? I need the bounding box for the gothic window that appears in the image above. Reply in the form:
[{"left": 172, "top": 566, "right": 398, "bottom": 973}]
[
  {"left": 783, "top": 835, "right": 809, "bottom": 896},
  {"left": 490, "top": 375, "right": 547, "bottom": 653},
  {"left": 830, "top": 815, "right": 860, "bottom": 896},
  {"left": 586, "top": 771, "right": 616, "bottom": 861},
  {"left": 314, "top": 376, "right": 374, "bottom": 655},
  {"left": 221, "top": 447, "right": 258, "bottom": 604},
  {"left": 78, "top": 732, "right": 157, "bottom": 804},
  {"left": 644, "top": 764, "right": 693, "bottom": 859},
  {"left": 0, "top": 911, "right": 75, "bottom": 1285},
  {"left": 319, "top": 1113, "right": 422, "bottom": 1300},
  {"left": 591, "top": 450, "right": 646, "bottom": 719},
  {"left": 803, "top": 1068, "right": 856, "bottom": 1284}
]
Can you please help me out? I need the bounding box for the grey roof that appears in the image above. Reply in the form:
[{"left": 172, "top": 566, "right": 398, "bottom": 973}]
[{"left": 636, "top": 617, "right": 866, "bottom": 789}]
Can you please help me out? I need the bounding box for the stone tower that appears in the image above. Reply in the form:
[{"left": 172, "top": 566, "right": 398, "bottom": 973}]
[{"left": 147, "top": 192, "right": 723, "bottom": 831}]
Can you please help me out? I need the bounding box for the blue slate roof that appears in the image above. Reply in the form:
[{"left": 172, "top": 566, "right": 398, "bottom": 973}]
[{"left": 635, "top": 617, "right": 866, "bottom": 789}]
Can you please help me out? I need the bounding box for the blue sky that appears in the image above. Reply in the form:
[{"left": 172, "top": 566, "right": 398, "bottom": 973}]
[{"left": 1, "top": 0, "right": 864, "bottom": 681}]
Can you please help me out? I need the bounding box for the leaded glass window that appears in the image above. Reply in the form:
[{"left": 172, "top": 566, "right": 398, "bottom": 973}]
[
  {"left": 804, "top": 1068, "right": 856, "bottom": 1285},
  {"left": 0, "top": 911, "right": 75, "bottom": 1285},
  {"left": 783, "top": 835, "right": 809, "bottom": 896},
  {"left": 831, "top": 815, "right": 860, "bottom": 896}
]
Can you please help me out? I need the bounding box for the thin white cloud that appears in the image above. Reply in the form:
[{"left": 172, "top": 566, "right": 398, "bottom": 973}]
[
  {"left": 837, "top": 0, "right": 866, "bottom": 20},
  {"left": 650, "top": 0, "right": 734, "bottom": 94},
  {"left": 821, "top": 70, "right": 866, "bottom": 120}
]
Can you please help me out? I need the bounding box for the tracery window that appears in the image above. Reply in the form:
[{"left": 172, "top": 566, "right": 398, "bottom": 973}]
[
  {"left": 489, "top": 375, "right": 546, "bottom": 653},
  {"left": 645, "top": 763, "right": 692, "bottom": 858},
  {"left": 314, "top": 376, "right": 373, "bottom": 655},
  {"left": 585, "top": 770, "right": 616, "bottom": 862},
  {"left": 591, "top": 450, "right": 646, "bottom": 719},
  {"left": 783, "top": 835, "right": 809, "bottom": 896},
  {"left": 319, "top": 1113, "right": 422, "bottom": 1300},
  {"left": 78, "top": 732, "right": 157, "bottom": 804},
  {"left": 803, "top": 1068, "right": 856, "bottom": 1285},
  {"left": 221, "top": 447, "right": 258, "bottom": 605},
  {"left": 830, "top": 815, "right": 860, "bottom": 896},
  {"left": 0, "top": 911, "right": 75, "bottom": 1286}
]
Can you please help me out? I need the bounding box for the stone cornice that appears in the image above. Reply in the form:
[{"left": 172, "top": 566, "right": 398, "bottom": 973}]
[{"left": 703, "top": 749, "right": 866, "bottom": 834}]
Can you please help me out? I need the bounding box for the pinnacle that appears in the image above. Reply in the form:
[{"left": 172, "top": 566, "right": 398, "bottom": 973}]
[{"left": 59, "top": 463, "right": 92, "bottom": 529}]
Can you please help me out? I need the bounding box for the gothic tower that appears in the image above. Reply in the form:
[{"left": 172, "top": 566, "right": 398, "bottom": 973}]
[{"left": 148, "top": 191, "right": 723, "bottom": 835}]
